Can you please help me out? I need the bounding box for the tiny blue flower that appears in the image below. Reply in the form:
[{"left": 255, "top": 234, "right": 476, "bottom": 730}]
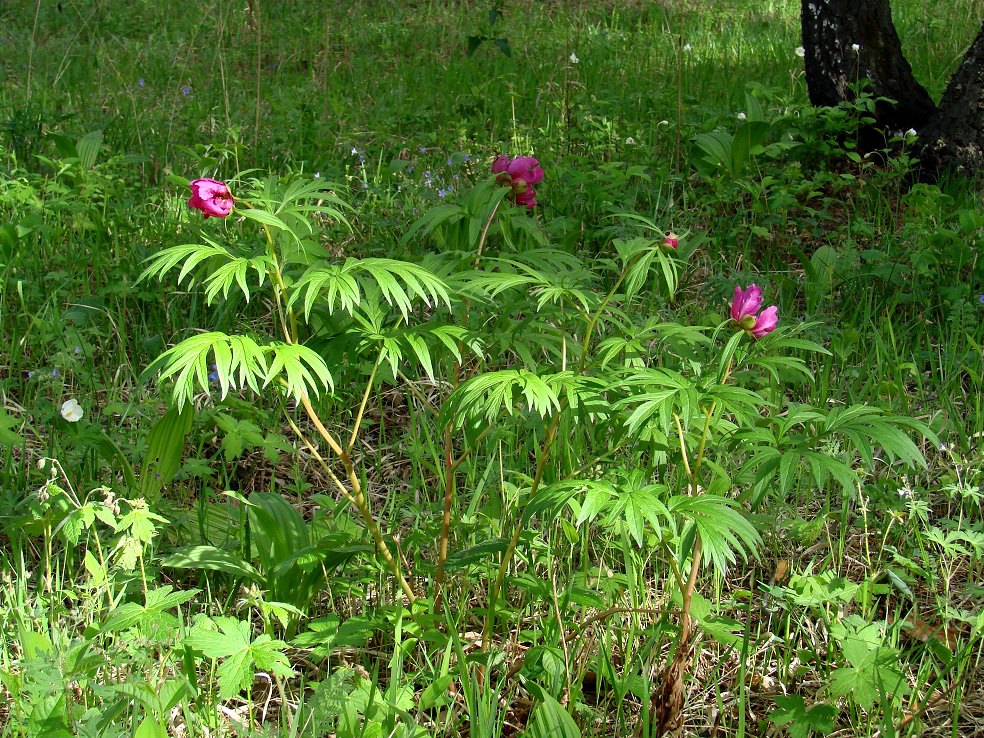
[
  {"left": 208, "top": 371, "right": 219, "bottom": 382},
  {"left": 418, "top": 146, "right": 427, "bottom": 153},
  {"left": 447, "top": 158, "right": 453, "bottom": 166},
  {"left": 463, "top": 153, "right": 471, "bottom": 162},
  {"left": 358, "top": 156, "right": 365, "bottom": 164},
  {"left": 424, "top": 171, "right": 431, "bottom": 179},
  {"left": 438, "top": 189, "right": 448, "bottom": 197},
  {"left": 979, "top": 294, "right": 984, "bottom": 303},
  {"left": 361, "top": 183, "right": 368, "bottom": 189},
  {"left": 52, "top": 369, "right": 59, "bottom": 377},
  {"left": 181, "top": 86, "right": 191, "bottom": 95},
  {"left": 74, "top": 346, "right": 82, "bottom": 354},
  {"left": 406, "top": 165, "right": 414, "bottom": 174},
  {"left": 27, "top": 371, "right": 33, "bottom": 378},
  {"left": 138, "top": 78, "right": 145, "bottom": 88}
]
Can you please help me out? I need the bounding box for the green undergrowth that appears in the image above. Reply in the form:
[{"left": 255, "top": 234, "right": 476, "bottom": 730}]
[{"left": 0, "top": 1, "right": 982, "bottom": 737}]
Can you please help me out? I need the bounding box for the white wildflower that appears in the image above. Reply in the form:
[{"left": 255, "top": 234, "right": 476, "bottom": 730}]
[
  {"left": 904, "top": 128, "right": 917, "bottom": 139},
  {"left": 795, "top": 46, "right": 806, "bottom": 57},
  {"left": 569, "top": 52, "right": 579, "bottom": 64},
  {"left": 683, "top": 44, "right": 692, "bottom": 53},
  {"left": 625, "top": 136, "right": 636, "bottom": 145},
  {"left": 851, "top": 43, "right": 860, "bottom": 53},
  {"left": 60, "top": 399, "right": 84, "bottom": 423},
  {"left": 737, "top": 112, "right": 747, "bottom": 120}
]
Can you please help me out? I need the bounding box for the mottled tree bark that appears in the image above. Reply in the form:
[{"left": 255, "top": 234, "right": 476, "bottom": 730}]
[
  {"left": 800, "top": 0, "right": 937, "bottom": 132},
  {"left": 914, "top": 21, "right": 984, "bottom": 177},
  {"left": 801, "top": 0, "right": 984, "bottom": 177}
]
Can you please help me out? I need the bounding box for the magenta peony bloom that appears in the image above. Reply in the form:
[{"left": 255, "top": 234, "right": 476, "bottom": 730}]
[
  {"left": 749, "top": 305, "right": 778, "bottom": 338},
  {"left": 492, "top": 155, "right": 543, "bottom": 209},
  {"left": 514, "top": 188, "right": 538, "bottom": 208},
  {"left": 664, "top": 232, "right": 679, "bottom": 249},
  {"left": 505, "top": 156, "right": 544, "bottom": 186},
  {"left": 731, "top": 284, "right": 778, "bottom": 339},
  {"left": 188, "top": 178, "right": 234, "bottom": 218}
]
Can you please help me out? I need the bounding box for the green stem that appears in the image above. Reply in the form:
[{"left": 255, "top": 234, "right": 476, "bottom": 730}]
[
  {"left": 435, "top": 424, "right": 456, "bottom": 598},
  {"left": 437, "top": 198, "right": 501, "bottom": 599},
  {"left": 675, "top": 357, "right": 735, "bottom": 651},
  {"left": 473, "top": 199, "right": 501, "bottom": 267},
  {"left": 285, "top": 410, "right": 416, "bottom": 605},
  {"left": 348, "top": 349, "right": 384, "bottom": 452},
  {"left": 396, "top": 370, "right": 440, "bottom": 418},
  {"left": 258, "top": 215, "right": 413, "bottom": 598},
  {"left": 482, "top": 409, "right": 563, "bottom": 651},
  {"left": 579, "top": 254, "right": 641, "bottom": 372}
]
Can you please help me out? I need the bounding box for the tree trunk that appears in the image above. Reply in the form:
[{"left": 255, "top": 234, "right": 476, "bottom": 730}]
[
  {"left": 801, "top": 1, "right": 984, "bottom": 178},
  {"left": 914, "top": 21, "right": 984, "bottom": 178},
  {"left": 800, "top": 0, "right": 937, "bottom": 133}
]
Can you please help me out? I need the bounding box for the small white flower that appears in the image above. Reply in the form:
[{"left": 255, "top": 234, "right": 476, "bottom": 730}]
[
  {"left": 795, "top": 46, "right": 806, "bottom": 57},
  {"left": 682, "top": 44, "right": 692, "bottom": 53},
  {"left": 904, "top": 128, "right": 917, "bottom": 139},
  {"left": 313, "top": 171, "right": 320, "bottom": 178},
  {"left": 569, "top": 52, "right": 579, "bottom": 64},
  {"left": 737, "top": 112, "right": 747, "bottom": 120},
  {"left": 851, "top": 43, "right": 860, "bottom": 53},
  {"left": 61, "top": 399, "right": 84, "bottom": 423},
  {"left": 658, "top": 119, "right": 670, "bottom": 126},
  {"left": 351, "top": 147, "right": 358, "bottom": 155},
  {"left": 625, "top": 136, "right": 636, "bottom": 145}
]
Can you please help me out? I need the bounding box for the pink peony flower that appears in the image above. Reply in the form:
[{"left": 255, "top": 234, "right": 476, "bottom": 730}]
[
  {"left": 505, "top": 156, "right": 544, "bottom": 186},
  {"left": 514, "top": 188, "right": 538, "bottom": 208},
  {"left": 188, "top": 178, "right": 234, "bottom": 218},
  {"left": 492, "top": 155, "right": 543, "bottom": 209},
  {"left": 731, "top": 284, "right": 778, "bottom": 339},
  {"left": 664, "top": 232, "right": 679, "bottom": 249}
]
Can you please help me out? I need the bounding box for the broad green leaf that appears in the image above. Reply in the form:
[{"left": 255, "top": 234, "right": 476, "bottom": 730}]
[
  {"left": 140, "top": 405, "right": 194, "bottom": 499},
  {"left": 162, "top": 545, "right": 259, "bottom": 580}
]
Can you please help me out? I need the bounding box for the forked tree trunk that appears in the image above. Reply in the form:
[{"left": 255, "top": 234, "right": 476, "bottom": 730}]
[
  {"left": 800, "top": 1, "right": 984, "bottom": 177},
  {"left": 915, "top": 21, "right": 984, "bottom": 177}
]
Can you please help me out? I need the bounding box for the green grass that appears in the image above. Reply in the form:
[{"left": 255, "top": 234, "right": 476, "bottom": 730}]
[{"left": 1, "top": 1, "right": 983, "bottom": 736}]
